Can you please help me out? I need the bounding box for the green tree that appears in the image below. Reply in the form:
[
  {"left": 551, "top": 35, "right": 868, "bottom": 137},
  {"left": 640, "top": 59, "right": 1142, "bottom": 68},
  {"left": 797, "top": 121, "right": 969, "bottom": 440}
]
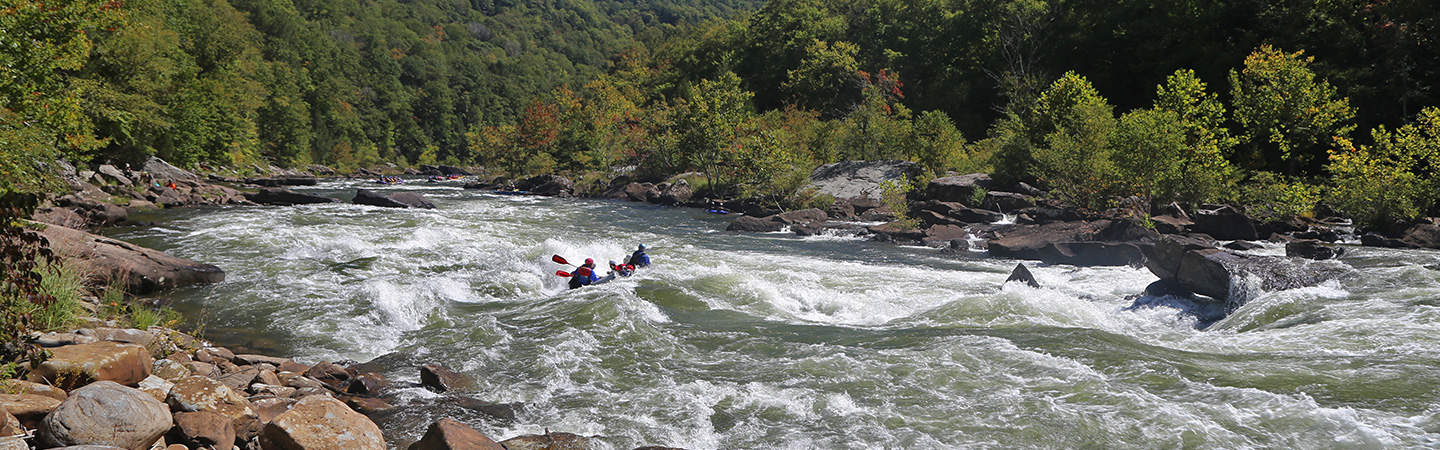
[
  {"left": 1327, "top": 107, "right": 1440, "bottom": 228},
  {"left": 908, "top": 110, "right": 970, "bottom": 176},
  {"left": 781, "top": 39, "right": 861, "bottom": 118},
  {"left": 1112, "top": 108, "right": 1187, "bottom": 206},
  {"left": 1147, "top": 69, "right": 1236, "bottom": 205},
  {"left": 1229, "top": 45, "right": 1355, "bottom": 175},
  {"left": 675, "top": 72, "right": 754, "bottom": 189},
  {"left": 1030, "top": 72, "right": 1117, "bottom": 207}
]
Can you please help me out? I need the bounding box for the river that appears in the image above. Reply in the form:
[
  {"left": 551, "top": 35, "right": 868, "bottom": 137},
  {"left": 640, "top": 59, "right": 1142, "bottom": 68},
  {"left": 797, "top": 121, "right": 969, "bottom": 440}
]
[{"left": 110, "top": 179, "right": 1440, "bottom": 448}]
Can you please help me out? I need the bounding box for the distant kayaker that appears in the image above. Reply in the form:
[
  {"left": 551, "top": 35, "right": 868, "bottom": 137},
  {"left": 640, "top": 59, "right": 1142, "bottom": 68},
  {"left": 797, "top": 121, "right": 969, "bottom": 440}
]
[
  {"left": 627, "top": 244, "right": 650, "bottom": 268},
  {"left": 568, "top": 258, "right": 599, "bottom": 289}
]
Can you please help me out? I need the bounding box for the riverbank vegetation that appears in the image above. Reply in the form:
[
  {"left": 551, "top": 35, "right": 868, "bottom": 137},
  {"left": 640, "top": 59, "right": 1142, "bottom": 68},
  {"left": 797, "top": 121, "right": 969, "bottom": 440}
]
[{"left": 5, "top": 0, "right": 1440, "bottom": 224}]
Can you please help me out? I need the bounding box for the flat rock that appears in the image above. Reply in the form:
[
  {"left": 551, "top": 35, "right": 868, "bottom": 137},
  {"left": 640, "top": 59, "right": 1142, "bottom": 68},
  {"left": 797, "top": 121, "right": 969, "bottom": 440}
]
[
  {"left": 77, "top": 327, "right": 155, "bottom": 347},
  {"left": 726, "top": 216, "right": 784, "bottom": 232},
  {"left": 39, "top": 381, "right": 171, "bottom": 450},
  {"left": 1, "top": 379, "right": 68, "bottom": 401},
  {"left": 245, "top": 188, "right": 338, "bottom": 206},
  {"left": 28, "top": 341, "right": 153, "bottom": 390},
  {"left": 500, "top": 432, "right": 593, "bottom": 450},
  {"left": 251, "top": 398, "right": 295, "bottom": 423},
  {"left": 151, "top": 359, "right": 190, "bottom": 381},
  {"left": 260, "top": 395, "right": 384, "bottom": 450},
  {"left": 353, "top": 189, "right": 436, "bottom": 209},
  {"left": 987, "top": 220, "right": 1156, "bottom": 266},
  {"left": 420, "top": 364, "right": 473, "bottom": 393},
  {"left": 172, "top": 411, "right": 235, "bottom": 449},
  {"left": 235, "top": 354, "right": 292, "bottom": 366},
  {"left": 35, "top": 223, "right": 224, "bottom": 294},
  {"left": 0, "top": 394, "right": 62, "bottom": 427},
  {"left": 167, "top": 376, "right": 260, "bottom": 440},
  {"left": 407, "top": 418, "right": 504, "bottom": 450}
]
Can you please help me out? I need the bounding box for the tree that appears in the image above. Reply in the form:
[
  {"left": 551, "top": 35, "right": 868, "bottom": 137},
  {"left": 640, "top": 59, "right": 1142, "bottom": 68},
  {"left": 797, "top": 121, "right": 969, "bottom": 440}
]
[
  {"left": 1030, "top": 72, "right": 1116, "bottom": 207},
  {"left": 1112, "top": 108, "right": 1187, "bottom": 206},
  {"left": 1327, "top": 107, "right": 1440, "bottom": 228},
  {"left": 781, "top": 39, "right": 862, "bottom": 118},
  {"left": 674, "top": 72, "right": 754, "bottom": 190},
  {"left": 1149, "top": 69, "right": 1236, "bottom": 205},
  {"left": 1229, "top": 45, "right": 1355, "bottom": 175},
  {"left": 908, "top": 110, "right": 970, "bottom": 176}
]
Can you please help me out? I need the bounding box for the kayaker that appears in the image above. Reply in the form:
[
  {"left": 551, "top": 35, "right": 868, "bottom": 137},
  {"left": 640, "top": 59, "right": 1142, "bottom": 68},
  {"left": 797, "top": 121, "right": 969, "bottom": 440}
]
[
  {"left": 626, "top": 244, "right": 650, "bottom": 268},
  {"left": 568, "top": 258, "right": 599, "bottom": 289},
  {"left": 610, "top": 261, "right": 634, "bottom": 277}
]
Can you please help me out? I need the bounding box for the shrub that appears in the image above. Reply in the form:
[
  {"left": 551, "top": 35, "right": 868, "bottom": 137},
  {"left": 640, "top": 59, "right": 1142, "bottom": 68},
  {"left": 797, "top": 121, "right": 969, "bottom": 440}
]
[
  {"left": 1326, "top": 107, "right": 1440, "bottom": 228},
  {"left": 879, "top": 176, "right": 918, "bottom": 230},
  {"left": 1233, "top": 171, "right": 1321, "bottom": 221},
  {"left": 1031, "top": 72, "right": 1118, "bottom": 208},
  {"left": 1229, "top": 45, "right": 1355, "bottom": 175}
]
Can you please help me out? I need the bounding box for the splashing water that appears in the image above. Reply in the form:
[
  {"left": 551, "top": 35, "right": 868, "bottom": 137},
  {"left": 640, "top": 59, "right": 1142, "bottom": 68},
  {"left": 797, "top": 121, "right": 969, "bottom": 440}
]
[{"left": 112, "top": 180, "right": 1440, "bottom": 448}]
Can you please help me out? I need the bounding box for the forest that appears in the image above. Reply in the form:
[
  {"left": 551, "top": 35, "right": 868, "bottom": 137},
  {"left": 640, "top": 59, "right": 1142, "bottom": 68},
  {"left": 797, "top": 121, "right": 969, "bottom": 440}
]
[{"left": 4, "top": 0, "right": 1440, "bottom": 227}]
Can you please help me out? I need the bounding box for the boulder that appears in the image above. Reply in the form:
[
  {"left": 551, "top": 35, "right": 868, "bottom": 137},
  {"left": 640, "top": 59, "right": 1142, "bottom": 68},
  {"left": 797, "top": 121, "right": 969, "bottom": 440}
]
[
  {"left": 171, "top": 411, "right": 235, "bottom": 449},
  {"left": 923, "top": 173, "right": 993, "bottom": 205},
  {"left": 140, "top": 157, "right": 197, "bottom": 182},
  {"left": 35, "top": 223, "right": 224, "bottom": 294},
  {"left": 136, "top": 375, "right": 173, "bottom": 402},
  {"left": 0, "top": 410, "right": 20, "bottom": 438},
  {"left": 251, "top": 398, "right": 295, "bottom": 423},
  {"left": 726, "top": 216, "right": 784, "bottom": 233},
  {"left": 1360, "top": 232, "right": 1413, "bottom": 249},
  {"left": 96, "top": 165, "right": 133, "bottom": 186},
  {"left": 303, "top": 361, "right": 353, "bottom": 390},
  {"left": 1286, "top": 240, "right": 1344, "bottom": 260},
  {"left": 1398, "top": 222, "right": 1440, "bottom": 249},
  {"left": 500, "top": 432, "right": 593, "bottom": 450},
  {"left": 981, "top": 191, "right": 1035, "bottom": 212},
  {"left": 1004, "top": 263, "right": 1040, "bottom": 288},
  {"left": 1222, "top": 241, "right": 1264, "bottom": 251},
  {"left": 245, "top": 176, "right": 318, "bottom": 187},
  {"left": 407, "top": 418, "right": 504, "bottom": 450},
  {"left": 343, "top": 396, "right": 393, "bottom": 414},
  {"left": 235, "top": 354, "right": 292, "bottom": 366},
  {"left": 517, "top": 175, "right": 574, "bottom": 197},
  {"left": 1190, "top": 205, "right": 1258, "bottom": 240},
  {"left": 805, "top": 160, "right": 922, "bottom": 201},
  {"left": 914, "top": 201, "right": 1003, "bottom": 224},
  {"left": 259, "top": 395, "right": 384, "bottom": 450},
  {"left": 0, "top": 394, "right": 61, "bottom": 427},
  {"left": 28, "top": 341, "right": 153, "bottom": 390},
  {"left": 1143, "top": 234, "right": 1341, "bottom": 305},
  {"left": 622, "top": 183, "right": 659, "bottom": 202},
  {"left": 353, "top": 189, "right": 435, "bottom": 209},
  {"left": 656, "top": 179, "right": 693, "bottom": 205},
  {"left": 39, "top": 381, "right": 172, "bottom": 450},
  {"left": 217, "top": 366, "right": 260, "bottom": 392},
  {"left": 419, "top": 364, "right": 473, "bottom": 393},
  {"left": 344, "top": 373, "right": 387, "bottom": 396},
  {"left": 1, "top": 379, "right": 68, "bottom": 402},
  {"left": 245, "top": 188, "right": 338, "bottom": 206},
  {"left": 444, "top": 398, "right": 519, "bottom": 423},
  {"left": 166, "top": 376, "right": 261, "bottom": 440},
  {"left": 775, "top": 209, "right": 828, "bottom": 226},
  {"left": 987, "top": 220, "right": 1156, "bottom": 266}
]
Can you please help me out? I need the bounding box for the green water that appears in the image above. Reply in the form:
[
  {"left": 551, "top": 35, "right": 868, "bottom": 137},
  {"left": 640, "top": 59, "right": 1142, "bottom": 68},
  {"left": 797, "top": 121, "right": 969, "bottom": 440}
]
[{"left": 112, "top": 180, "right": 1440, "bottom": 449}]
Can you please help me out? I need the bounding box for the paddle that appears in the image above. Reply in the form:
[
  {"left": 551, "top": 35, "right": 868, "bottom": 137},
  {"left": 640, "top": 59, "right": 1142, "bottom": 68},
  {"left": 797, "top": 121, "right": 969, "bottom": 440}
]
[
  {"left": 555, "top": 270, "right": 572, "bottom": 277},
  {"left": 552, "top": 254, "right": 575, "bottom": 266}
]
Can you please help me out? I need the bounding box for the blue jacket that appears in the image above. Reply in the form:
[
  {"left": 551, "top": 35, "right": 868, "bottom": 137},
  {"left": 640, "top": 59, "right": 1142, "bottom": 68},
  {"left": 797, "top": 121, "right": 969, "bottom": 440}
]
[
  {"left": 628, "top": 250, "right": 650, "bottom": 267},
  {"left": 569, "top": 266, "right": 598, "bottom": 289}
]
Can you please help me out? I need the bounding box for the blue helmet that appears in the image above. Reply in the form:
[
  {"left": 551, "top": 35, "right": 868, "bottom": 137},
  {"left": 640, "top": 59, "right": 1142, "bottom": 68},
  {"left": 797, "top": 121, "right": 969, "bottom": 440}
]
[{"left": 638, "top": 244, "right": 646, "bottom": 251}]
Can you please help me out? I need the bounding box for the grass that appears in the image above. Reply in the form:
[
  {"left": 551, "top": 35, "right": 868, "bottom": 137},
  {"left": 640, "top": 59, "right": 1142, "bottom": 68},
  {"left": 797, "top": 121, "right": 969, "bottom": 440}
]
[{"left": 32, "top": 258, "right": 85, "bottom": 330}]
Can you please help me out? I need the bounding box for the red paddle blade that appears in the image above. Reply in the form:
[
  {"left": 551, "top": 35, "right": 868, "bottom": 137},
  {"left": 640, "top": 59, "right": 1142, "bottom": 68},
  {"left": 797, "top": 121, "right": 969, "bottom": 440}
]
[
  {"left": 551, "top": 254, "right": 570, "bottom": 265},
  {"left": 556, "top": 270, "right": 571, "bottom": 277}
]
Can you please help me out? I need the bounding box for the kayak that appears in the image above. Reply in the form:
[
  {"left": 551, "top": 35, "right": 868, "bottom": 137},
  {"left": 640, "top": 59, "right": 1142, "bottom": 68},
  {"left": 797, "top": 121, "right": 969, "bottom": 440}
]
[{"left": 707, "top": 209, "right": 730, "bottom": 214}]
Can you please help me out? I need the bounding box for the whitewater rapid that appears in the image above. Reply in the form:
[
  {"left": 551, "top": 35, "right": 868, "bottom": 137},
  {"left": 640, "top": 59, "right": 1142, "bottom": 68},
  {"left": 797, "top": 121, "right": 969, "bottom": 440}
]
[{"left": 112, "top": 179, "right": 1440, "bottom": 448}]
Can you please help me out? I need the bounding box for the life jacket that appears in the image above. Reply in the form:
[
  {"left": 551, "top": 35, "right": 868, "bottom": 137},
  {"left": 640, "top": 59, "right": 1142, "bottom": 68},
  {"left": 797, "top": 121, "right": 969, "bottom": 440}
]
[
  {"left": 628, "top": 250, "right": 650, "bottom": 267},
  {"left": 568, "top": 266, "right": 596, "bottom": 289}
]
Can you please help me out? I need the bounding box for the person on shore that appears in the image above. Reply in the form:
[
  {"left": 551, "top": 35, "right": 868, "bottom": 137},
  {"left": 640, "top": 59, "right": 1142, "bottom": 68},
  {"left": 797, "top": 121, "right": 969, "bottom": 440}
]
[
  {"left": 568, "top": 258, "right": 599, "bottom": 289},
  {"left": 627, "top": 244, "right": 650, "bottom": 268}
]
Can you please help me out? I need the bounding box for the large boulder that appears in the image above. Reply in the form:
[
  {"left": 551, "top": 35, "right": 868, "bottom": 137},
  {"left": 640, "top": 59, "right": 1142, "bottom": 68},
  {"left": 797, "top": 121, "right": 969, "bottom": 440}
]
[
  {"left": 259, "top": 395, "right": 385, "bottom": 450},
  {"left": 353, "top": 189, "right": 436, "bottom": 209},
  {"left": 245, "top": 176, "right": 318, "bottom": 187},
  {"left": 140, "top": 157, "right": 197, "bottom": 182},
  {"left": 1286, "top": 240, "right": 1344, "bottom": 260},
  {"left": 96, "top": 165, "right": 133, "bottom": 186},
  {"left": 28, "top": 342, "right": 153, "bottom": 390},
  {"left": 167, "top": 376, "right": 261, "bottom": 441},
  {"left": 39, "top": 381, "right": 172, "bottom": 450},
  {"left": 419, "top": 364, "right": 473, "bottom": 393},
  {"left": 981, "top": 191, "right": 1035, "bottom": 212},
  {"left": 0, "top": 394, "right": 61, "bottom": 428},
  {"left": 1190, "top": 205, "right": 1259, "bottom": 240},
  {"left": 517, "top": 175, "right": 574, "bottom": 197},
  {"left": 1143, "top": 234, "right": 1342, "bottom": 305},
  {"left": 171, "top": 411, "right": 236, "bottom": 449},
  {"left": 987, "top": 220, "right": 1156, "bottom": 266},
  {"left": 923, "top": 173, "right": 993, "bottom": 205},
  {"left": 622, "top": 183, "right": 660, "bottom": 202},
  {"left": 805, "top": 160, "right": 922, "bottom": 201},
  {"left": 246, "top": 188, "right": 338, "bottom": 206},
  {"left": 914, "top": 201, "right": 1003, "bottom": 224},
  {"left": 656, "top": 179, "right": 693, "bottom": 205},
  {"left": 407, "top": 418, "right": 504, "bottom": 450},
  {"left": 500, "top": 432, "right": 593, "bottom": 450},
  {"left": 726, "top": 216, "right": 784, "bottom": 232},
  {"left": 35, "top": 223, "right": 224, "bottom": 294}
]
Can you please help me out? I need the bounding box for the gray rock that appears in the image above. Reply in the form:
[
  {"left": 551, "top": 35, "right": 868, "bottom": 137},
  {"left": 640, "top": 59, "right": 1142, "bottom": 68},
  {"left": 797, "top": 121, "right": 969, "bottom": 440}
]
[
  {"left": 96, "top": 165, "right": 132, "bottom": 186},
  {"left": 1004, "top": 263, "right": 1040, "bottom": 288},
  {"left": 805, "top": 160, "right": 922, "bottom": 201},
  {"left": 1286, "top": 240, "right": 1344, "bottom": 260},
  {"left": 987, "top": 220, "right": 1156, "bottom": 267},
  {"left": 39, "top": 381, "right": 171, "bottom": 450},
  {"left": 981, "top": 191, "right": 1035, "bottom": 212},
  {"left": 36, "top": 224, "right": 223, "bottom": 294},
  {"left": 656, "top": 179, "right": 693, "bottom": 205},
  {"left": 245, "top": 188, "right": 338, "bottom": 206},
  {"left": 140, "top": 157, "right": 197, "bottom": 182},
  {"left": 353, "top": 189, "right": 435, "bottom": 209},
  {"left": 727, "top": 216, "right": 784, "bottom": 232},
  {"left": 1191, "top": 205, "right": 1259, "bottom": 240},
  {"left": 923, "top": 173, "right": 993, "bottom": 205}
]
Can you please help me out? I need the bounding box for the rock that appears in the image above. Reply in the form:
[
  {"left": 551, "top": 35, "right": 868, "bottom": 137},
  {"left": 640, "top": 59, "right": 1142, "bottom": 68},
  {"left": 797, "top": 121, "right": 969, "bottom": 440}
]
[
  {"left": 136, "top": 375, "right": 173, "bottom": 402},
  {"left": 774, "top": 209, "right": 828, "bottom": 226},
  {"left": 622, "top": 183, "right": 659, "bottom": 202},
  {"left": 171, "top": 411, "right": 235, "bottom": 449},
  {"left": 1143, "top": 279, "right": 1193, "bottom": 297},
  {"left": 78, "top": 327, "right": 155, "bottom": 347},
  {"left": 866, "top": 223, "right": 927, "bottom": 244},
  {"left": 353, "top": 189, "right": 435, "bottom": 209},
  {"left": 96, "top": 165, "right": 133, "bottom": 186},
  {"left": 1, "top": 379, "right": 68, "bottom": 401},
  {"left": 257, "top": 370, "right": 282, "bottom": 387},
  {"left": 500, "top": 432, "right": 593, "bottom": 450},
  {"left": 0, "top": 394, "right": 62, "bottom": 427},
  {"left": 656, "top": 179, "right": 693, "bottom": 205},
  {"left": 445, "top": 398, "right": 519, "bottom": 423},
  {"left": 151, "top": 359, "right": 191, "bottom": 381},
  {"left": 1398, "top": 222, "right": 1440, "bottom": 249},
  {"left": 987, "top": 220, "right": 1156, "bottom": 266},
  {"left": 235, "top": 354, "right": 291, "bottom": 366},
  {"left": 28, "top": 341, "right": 153, "bottom": 390},
  {"left": 805, "top": 160, "right": 922, "bottom": 201},
  {"left": 259, "top": 395, "right": 384, "bottom": 450},
  {"left": 923, "top": 173, "right": 993, "bottom": 205},
  {"left": 981, "top": 191, "right": 1035, "bottom": 212},
  {"left": 1292, "top": 228, "right": 1342, "bottom": 243},
  {"left": 343, "top": 396, "right": 393, "bottom": 414},
  {"left": 345, "top": 373, "right": 386, "bottom": 396},
  {"left": 250, "top": 398, "right": 294, "bottom": 423},
  {"left": 825, "top": 198, "right": 856, "bottom": 220},
  {"left": 914, "top": 201, "right": 1003, "bottom": 224},
  {"left": 1286, "top": 240, "right": 1344, "bottom": 260},
  {"left": 1222, "top": 241, "right": 1264, "bottom": 251},
  {"left": 33, "top": 331, "right": 99, "bottom": 347},
  {"left": 1143, "top": 234, "right": 1341, "bottom": 305},
  {"left": 166, "top": 376, "right": 261, "bottom": 441},
  {"left": 32, "top": 206, "right": 89, "bottom": 229},
  {"left": 35, "top": 223, "right": 224, "bottom": 294},
  {"left": 245, "top": 176, "right": 318, "bottom": 187},
  {"left": 516, "top": 175, "right": 574, "bottom": 197},
  {"left": 726, "top": 216, "right": 784, "bottom": 232},
  {"left": 0, "top": 410, "right": 20, "bottom": 438},
  {"left": 1190, "top": 205, "right": 1259, "bottom": 240},
  {"left": 245, "top": 188, "right": 338, "bottom": 206},
  {"left": 1361, "top": 232, "right": 1414, "bottom": 248},
  {"left": 39, "top": 381, "right": 171, "bottom": 450},
  {"left": 217, "top": 367, "right": 260, "bottom": 392},
  {"left": 250, "top": 384, "right": 297, "bottom": 399},
  {"left": 419, "top": 364, "right": 473, "bottom": 393},
  {"left": 194, "top": 347, "right": 234, "bottom": 364},
  {"left": 1150, "top": 214, "right": 1194, "bottom": 234},
  {"left": 140, "top": 157, "right": 197, "bottom": 182},
  {"left": 281, "top": 375, "right": 326, "bottom": 391},
  {"left": 1004, "top": 263, "right": 1040, "bottom": 288},
  {"left": 303, "top": 361, "right": 352, "bottom": 390},
  {"left": 407, "top": 418, "right": 504, "bottom": 450},
  {"left": 277, "top": 360, "right": 310, "bottom": 374},
  {"left": 185, "top": 362, "right": 218, "bottom": 378}
]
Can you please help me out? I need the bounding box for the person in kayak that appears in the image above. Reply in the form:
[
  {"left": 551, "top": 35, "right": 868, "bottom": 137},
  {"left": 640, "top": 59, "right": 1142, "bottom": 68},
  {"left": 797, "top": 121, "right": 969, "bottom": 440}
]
[
  {"left": 568, "top": 258, "right": 599, "bottom": 289},
  {"left": 626, "top": 244, "right": 650, "bottom": 268},
  {"left": 610, "top": 261, "right": 634, "bottom": 277}
]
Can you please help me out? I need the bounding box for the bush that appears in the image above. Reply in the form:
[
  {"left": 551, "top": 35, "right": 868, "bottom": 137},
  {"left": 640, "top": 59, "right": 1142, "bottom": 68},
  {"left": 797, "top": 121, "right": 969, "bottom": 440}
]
[
  {"left": 1031, "top": 72, "right": 1118, "bottom": 208},
  {"left": 1326, "top": 107, "right": 1440, "bottom": 228},
  {"left": 879, "top": 176, "right": 918, "bottom": 230},
  {"left": 1233, "top": 171, "right": 1321, "bottom": 221}
]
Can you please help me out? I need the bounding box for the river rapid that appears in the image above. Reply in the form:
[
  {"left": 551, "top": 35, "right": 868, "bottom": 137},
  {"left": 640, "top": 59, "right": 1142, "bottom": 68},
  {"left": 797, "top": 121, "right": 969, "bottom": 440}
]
[{"left": 110, "top": 179, "right": 1440, "bottom": 449}]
